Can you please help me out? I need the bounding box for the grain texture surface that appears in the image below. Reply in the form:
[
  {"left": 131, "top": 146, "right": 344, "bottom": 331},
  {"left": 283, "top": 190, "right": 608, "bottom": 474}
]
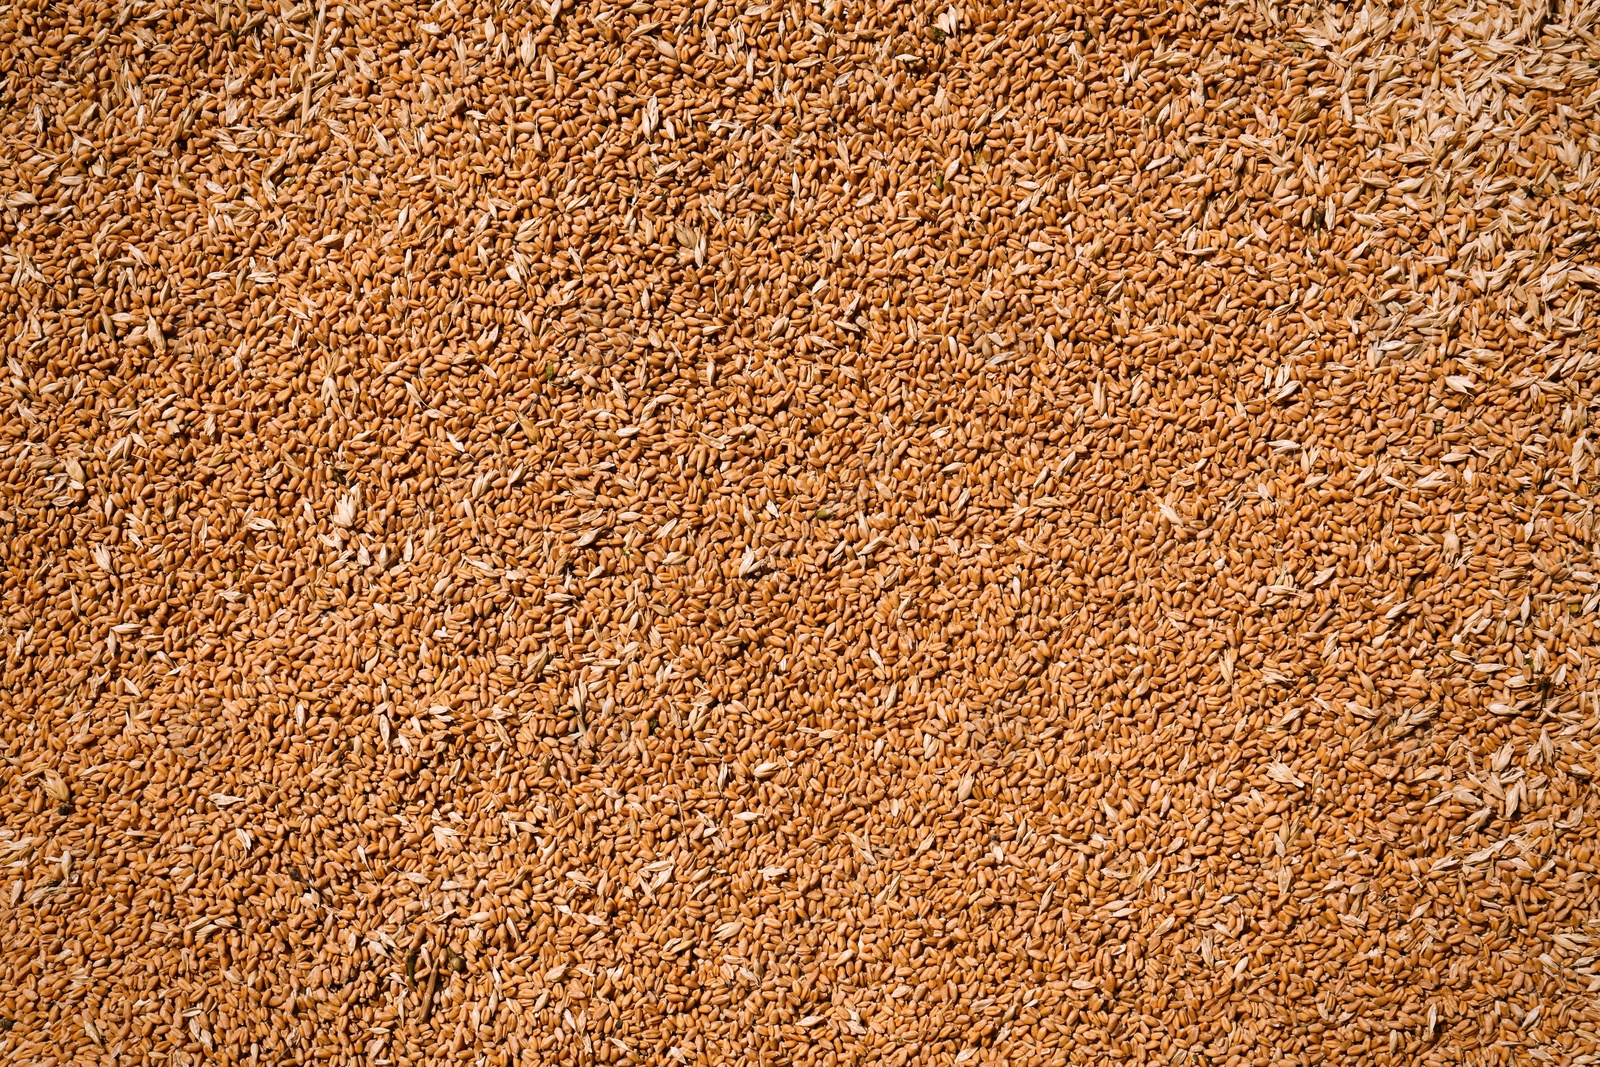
[{"left": 3, "top": 0, "right": 1600, "bottom": 1064}]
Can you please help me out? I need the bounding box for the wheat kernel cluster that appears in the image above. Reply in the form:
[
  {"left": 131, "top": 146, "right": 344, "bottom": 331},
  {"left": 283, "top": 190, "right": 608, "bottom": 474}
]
[{"left": 3, "top": 0, "right": 1600, "bottom": 1064}]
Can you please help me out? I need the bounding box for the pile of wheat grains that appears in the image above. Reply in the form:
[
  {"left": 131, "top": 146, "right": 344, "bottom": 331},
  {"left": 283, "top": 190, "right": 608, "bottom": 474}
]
[{"left": 3, "top": 0, "right": 1600, "bottom": 1063}]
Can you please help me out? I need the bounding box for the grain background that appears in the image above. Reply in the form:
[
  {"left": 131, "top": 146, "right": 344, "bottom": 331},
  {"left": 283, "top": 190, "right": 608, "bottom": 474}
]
[{"left": 3, "top": 0, "right": 1600, "bottom": 1064}]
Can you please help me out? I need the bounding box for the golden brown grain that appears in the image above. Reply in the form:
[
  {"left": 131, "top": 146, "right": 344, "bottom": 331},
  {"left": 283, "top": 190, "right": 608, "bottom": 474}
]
[{"left": 3, "top": 0, "right": 1600, "bottom": 1064}]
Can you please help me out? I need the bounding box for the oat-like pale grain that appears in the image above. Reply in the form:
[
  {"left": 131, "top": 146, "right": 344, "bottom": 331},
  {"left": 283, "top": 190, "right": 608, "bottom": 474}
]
[{"left": 2, "top": 0, "right": 1600, "bottom": 1065}]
